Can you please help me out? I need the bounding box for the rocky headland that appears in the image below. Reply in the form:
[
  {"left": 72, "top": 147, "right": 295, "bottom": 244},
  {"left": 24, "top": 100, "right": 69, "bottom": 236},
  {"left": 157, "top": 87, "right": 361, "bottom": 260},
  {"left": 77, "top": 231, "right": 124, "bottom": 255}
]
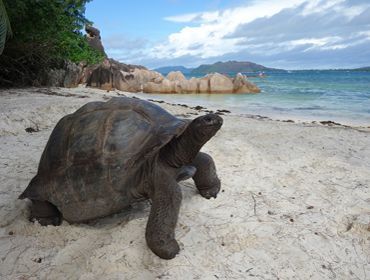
[
  {"left": 86, "top": 62, "right": 260, "bottom": 94},
  {"left": 42, "top": 26, "right": 261, "bottom": 94}
]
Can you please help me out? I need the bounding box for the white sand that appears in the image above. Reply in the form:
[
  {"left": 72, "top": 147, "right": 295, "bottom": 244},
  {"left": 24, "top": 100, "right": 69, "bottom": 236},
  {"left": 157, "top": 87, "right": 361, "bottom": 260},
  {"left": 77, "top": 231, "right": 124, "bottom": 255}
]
[{"left": 0, "top": 87, "right": 369, "bottom": 280}]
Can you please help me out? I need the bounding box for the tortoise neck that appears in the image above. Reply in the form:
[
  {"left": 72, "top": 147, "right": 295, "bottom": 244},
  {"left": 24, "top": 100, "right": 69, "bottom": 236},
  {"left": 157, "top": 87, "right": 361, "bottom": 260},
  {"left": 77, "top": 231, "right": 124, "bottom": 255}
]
[{"left": 159, "top": 127, "right": 205, "bottom": 168}]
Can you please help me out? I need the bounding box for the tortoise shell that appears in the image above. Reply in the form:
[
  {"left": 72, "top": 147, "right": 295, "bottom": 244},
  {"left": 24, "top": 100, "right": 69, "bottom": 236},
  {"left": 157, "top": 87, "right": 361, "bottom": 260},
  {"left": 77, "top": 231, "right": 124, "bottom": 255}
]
[{"left": 22, "top": 97, "right": 189, "bottom": 221}]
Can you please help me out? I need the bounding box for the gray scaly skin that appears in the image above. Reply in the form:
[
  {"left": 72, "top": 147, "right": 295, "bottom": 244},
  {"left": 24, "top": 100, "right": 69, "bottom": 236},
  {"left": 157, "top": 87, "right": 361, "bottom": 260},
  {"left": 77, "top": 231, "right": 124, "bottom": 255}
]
[
  {"left": 147, "top": 114, "right": 223, "bottom": 259},
  {"left": 19, "top": 97, "right": 223, "bottom": 259}
]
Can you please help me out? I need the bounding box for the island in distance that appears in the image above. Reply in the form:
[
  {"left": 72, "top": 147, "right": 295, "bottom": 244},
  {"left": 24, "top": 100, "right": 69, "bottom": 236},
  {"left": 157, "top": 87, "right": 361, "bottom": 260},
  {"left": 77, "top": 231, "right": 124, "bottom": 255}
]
[
  {"left": 154, "top": 60, "right": 282, "bottom": 76},
  {"left": 154, "top": 62, "right": 370, "bottom": 76}
]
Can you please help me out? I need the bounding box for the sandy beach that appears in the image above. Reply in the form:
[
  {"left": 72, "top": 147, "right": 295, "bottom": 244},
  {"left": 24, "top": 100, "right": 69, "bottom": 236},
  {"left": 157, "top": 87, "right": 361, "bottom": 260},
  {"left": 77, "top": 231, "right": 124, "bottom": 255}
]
[{"left": 0, "top": 87, "right": 369, "bottom": 280}]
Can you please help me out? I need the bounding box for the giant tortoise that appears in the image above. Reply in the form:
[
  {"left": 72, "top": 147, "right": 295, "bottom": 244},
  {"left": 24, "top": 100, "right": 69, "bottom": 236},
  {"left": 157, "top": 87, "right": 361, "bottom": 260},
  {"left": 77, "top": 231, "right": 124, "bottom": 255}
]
[{"left": 19, "top": 97, "right": 223, "bottom": 259}]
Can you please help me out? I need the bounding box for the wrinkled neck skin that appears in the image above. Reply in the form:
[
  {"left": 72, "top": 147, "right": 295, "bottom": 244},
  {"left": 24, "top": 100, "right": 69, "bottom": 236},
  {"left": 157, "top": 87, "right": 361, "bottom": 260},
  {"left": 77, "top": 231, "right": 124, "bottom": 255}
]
[{"left": 160, "top": 126, "right": 208, "bottom": 168}]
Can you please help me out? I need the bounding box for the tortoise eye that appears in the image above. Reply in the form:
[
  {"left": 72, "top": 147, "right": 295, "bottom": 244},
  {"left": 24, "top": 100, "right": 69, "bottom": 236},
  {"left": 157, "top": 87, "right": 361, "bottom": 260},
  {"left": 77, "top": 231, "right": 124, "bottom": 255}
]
[{"left": 204, "top": 116, "right": 212, "bottom": 123}]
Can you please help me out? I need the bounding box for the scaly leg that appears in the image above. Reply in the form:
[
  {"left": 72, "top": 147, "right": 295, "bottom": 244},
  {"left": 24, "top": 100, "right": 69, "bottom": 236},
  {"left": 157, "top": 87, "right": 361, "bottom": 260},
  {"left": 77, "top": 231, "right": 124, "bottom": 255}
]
[
  {"left": 192, "top": 152, "right": 221, "bottom": 199},
  {"left": 145, "top": 171, "right": 182, "bottom": 259},
  {"left": 30, "top": 200, "right": 62, "bottom": 226}
]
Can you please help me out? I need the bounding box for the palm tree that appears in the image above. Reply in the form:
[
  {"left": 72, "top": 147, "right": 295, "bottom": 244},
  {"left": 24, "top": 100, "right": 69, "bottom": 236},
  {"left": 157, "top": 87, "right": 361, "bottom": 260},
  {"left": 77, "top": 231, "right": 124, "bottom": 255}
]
[{"left": 0, "top": 0, "right": 12, "bottom": 55}]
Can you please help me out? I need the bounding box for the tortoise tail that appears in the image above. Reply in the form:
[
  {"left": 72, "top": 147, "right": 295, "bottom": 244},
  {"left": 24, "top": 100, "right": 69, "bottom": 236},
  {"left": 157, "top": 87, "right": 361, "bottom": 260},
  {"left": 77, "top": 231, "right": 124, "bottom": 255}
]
[{"left": 19, "top": 176, "right": 42, "bottom": 200}]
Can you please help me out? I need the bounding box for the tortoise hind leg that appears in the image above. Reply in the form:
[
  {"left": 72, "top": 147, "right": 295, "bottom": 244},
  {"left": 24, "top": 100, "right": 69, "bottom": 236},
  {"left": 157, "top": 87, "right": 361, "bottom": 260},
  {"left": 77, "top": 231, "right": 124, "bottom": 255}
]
[
  {"left": 30, "top": 200, "right": 62, "bottom": 226},
  {"left": 146, "top": 173, "right": 182, "bottom": 259},
  {"left": 191, "top": 152, "right": 221, "bottom": 199}
]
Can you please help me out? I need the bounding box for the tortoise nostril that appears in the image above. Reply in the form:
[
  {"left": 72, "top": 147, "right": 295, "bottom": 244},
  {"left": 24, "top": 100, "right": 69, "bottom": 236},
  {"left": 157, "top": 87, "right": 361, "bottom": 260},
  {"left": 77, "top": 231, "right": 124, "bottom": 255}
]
[{"left": 199, "top": 114, "right": 223, "bottom": 127}]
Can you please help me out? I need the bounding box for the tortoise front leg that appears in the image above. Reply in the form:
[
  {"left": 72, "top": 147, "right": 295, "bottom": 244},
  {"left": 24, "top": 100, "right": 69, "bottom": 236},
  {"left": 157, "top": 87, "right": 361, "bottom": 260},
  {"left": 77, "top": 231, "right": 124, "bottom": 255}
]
[
  {"left": 29, "top": 200, "right": 62, "bottom": 226},
  {"left": 192, "top": 152, "right": 221, "bottom": 199},
  {"left": 145, "top": 174, "right": 182, "bottom": 259}
]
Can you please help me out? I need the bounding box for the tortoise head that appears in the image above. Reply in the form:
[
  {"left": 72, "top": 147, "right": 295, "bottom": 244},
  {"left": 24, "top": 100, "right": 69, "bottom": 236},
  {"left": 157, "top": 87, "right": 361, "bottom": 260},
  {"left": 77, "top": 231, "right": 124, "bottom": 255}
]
[
  {"left": 188, "top": 114, "right": 223, "bottom": 143},
  {"left": 159, "top": 114, "right": 223, "bottom": 167}
]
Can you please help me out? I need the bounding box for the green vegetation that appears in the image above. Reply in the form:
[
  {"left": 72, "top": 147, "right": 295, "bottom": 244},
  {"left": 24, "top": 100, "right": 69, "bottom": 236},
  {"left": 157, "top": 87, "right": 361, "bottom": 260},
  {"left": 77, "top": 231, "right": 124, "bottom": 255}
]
[
  {"left": 0, "top": 0, "right": 104, "bottom": 86},
  {"left": 0, "top": 0, "right": 12, "bottom": 55}
]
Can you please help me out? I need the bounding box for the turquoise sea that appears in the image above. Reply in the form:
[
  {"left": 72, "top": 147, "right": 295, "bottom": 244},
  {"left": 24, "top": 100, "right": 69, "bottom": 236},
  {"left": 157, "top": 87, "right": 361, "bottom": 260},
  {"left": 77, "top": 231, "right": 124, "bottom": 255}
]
[{"left": 148, "top": 70, "right": 370, "bottom": 126}]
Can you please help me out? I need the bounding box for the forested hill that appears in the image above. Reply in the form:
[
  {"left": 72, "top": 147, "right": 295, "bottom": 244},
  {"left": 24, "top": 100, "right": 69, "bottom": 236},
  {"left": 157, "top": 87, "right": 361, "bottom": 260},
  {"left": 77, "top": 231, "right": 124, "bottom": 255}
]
[
  {"left": 352, "top": 66, "right": 370, "bottom": 71},
  {"left": 190, "top": 61, "right": 280, "bottom": 75},
  {"left": 0, "top": 0, "right": 105, "bottom": 87}
]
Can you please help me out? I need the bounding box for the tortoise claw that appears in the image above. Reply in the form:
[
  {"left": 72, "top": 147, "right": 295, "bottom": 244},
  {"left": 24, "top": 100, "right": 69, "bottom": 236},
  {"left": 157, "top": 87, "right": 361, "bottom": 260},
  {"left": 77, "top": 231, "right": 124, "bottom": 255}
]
[
  {"left": 148, "top": 238, "right": 180, "bottom": 259},
  {"left": 198, "top": 185, "right": 220, "bottom": 199}
]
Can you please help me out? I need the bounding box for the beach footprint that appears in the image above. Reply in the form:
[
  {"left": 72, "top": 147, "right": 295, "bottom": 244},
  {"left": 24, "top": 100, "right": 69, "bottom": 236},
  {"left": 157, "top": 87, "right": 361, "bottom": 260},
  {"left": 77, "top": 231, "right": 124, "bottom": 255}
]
[{"left": 338, "top": 214, "right": 370, "bottom": 236}]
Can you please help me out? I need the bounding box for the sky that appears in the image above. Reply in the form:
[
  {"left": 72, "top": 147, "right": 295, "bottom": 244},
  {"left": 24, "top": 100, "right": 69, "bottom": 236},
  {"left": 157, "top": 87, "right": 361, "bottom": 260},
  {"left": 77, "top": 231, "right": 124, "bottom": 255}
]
[{"left": 85, "top": 0, "right": 370, "bottom": 70}]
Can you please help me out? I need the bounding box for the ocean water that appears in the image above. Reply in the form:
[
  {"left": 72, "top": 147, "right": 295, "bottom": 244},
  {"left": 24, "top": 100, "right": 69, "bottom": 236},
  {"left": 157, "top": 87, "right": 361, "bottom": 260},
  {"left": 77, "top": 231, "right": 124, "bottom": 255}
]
[{"left": 147, "top": 70, "right": 370, "bottom": 126}]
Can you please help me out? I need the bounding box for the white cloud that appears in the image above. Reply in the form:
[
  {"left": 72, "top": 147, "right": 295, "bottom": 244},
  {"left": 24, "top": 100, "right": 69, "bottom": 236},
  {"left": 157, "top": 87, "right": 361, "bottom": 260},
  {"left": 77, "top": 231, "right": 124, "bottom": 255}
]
[
  {"left": 357, "top": 31, "right": 370, "bottom": 38},
  {"left": 300, "top": 0, "right": 342, "bottom": 16},
  {"left": 152, "top": 0, "right": 306, "bottom": 60},
  {"left": 114, "top": 0, "right": 370, "bottom": 69},
  {"left": 300, "top": 0, "right": 369, "bottom": 19},
  {"left": 340, "top": 4, "right": 369, "bottom": 19},
  {"left": 164, "top": 13, "right": 199, "bottom": 23},
  {"left": 290, "top": 38, "right": 338, "bottom": 47},
  {"left": 164, "top": 11, "right": 220, "bottom": 23}
]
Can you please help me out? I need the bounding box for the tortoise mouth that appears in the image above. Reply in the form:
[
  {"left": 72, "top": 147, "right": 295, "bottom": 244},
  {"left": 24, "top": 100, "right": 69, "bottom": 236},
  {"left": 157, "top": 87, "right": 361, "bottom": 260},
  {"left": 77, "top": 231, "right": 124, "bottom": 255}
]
[
  {"left": 203, "top": 123, "right": 222, "bottom": 130},
  {"left": 193, "top": 114, "right": 223, "bottom": 140},
  {"left": 199, "top": 114, "right": 223, "bottom": 127},
  {"left": 189, "top": 114, "right": 223, "bottom": 141}
]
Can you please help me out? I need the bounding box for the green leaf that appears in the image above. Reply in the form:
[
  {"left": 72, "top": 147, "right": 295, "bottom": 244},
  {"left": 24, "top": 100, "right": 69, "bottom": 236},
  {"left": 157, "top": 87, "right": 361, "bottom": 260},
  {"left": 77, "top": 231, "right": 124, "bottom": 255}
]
[{"left": 0, "top": 0, "right": 12, "bottom": 55}]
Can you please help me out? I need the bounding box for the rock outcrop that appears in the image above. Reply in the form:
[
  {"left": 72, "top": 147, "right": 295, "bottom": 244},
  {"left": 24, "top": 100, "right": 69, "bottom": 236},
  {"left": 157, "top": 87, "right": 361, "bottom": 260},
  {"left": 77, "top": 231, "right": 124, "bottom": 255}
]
[
  {"left": 140, "top": 71, "right": 260, "bottom": 94},
  {"left": 233, "top": 73, "right": 261, "bottom": 93},
  {"left": 209, "top": 73, "right": 234, "bottom": 93},
  {"left": 59, "top": 60, "right": 260, "bottom": 94},
  {"left": 86, "top": 59, "right": 113, "bottom": 90},
  {"left": 78, "top": 26, "right": 261, "bottom": 94},
  {"left": 42, "top": 61, "right": 83, "bottom": 88},
  {"left": 85, "top": 58, "right": 158, "bottom": 92},
  {"left": 167, "top": 71, "right": 186, "bottom": 82},
  {"left": 187, "top": 77, "right": 199, "bottom": 92},
  {"left": 143, "top": 79, "right": 174, "bottom": 93},
  {"left": 85, "top": 25, "right": 106, "bottom": 56}
]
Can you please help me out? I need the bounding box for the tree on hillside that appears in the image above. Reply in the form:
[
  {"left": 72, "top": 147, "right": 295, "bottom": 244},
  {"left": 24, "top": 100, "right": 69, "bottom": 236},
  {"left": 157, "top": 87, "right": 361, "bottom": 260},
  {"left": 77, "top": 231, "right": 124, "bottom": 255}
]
[
  {"left": 0, "top": 0, "right": 104, "bottom": 86},
  {"left": 0, "top": 0, "right": 12, "bottom": 54}
]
